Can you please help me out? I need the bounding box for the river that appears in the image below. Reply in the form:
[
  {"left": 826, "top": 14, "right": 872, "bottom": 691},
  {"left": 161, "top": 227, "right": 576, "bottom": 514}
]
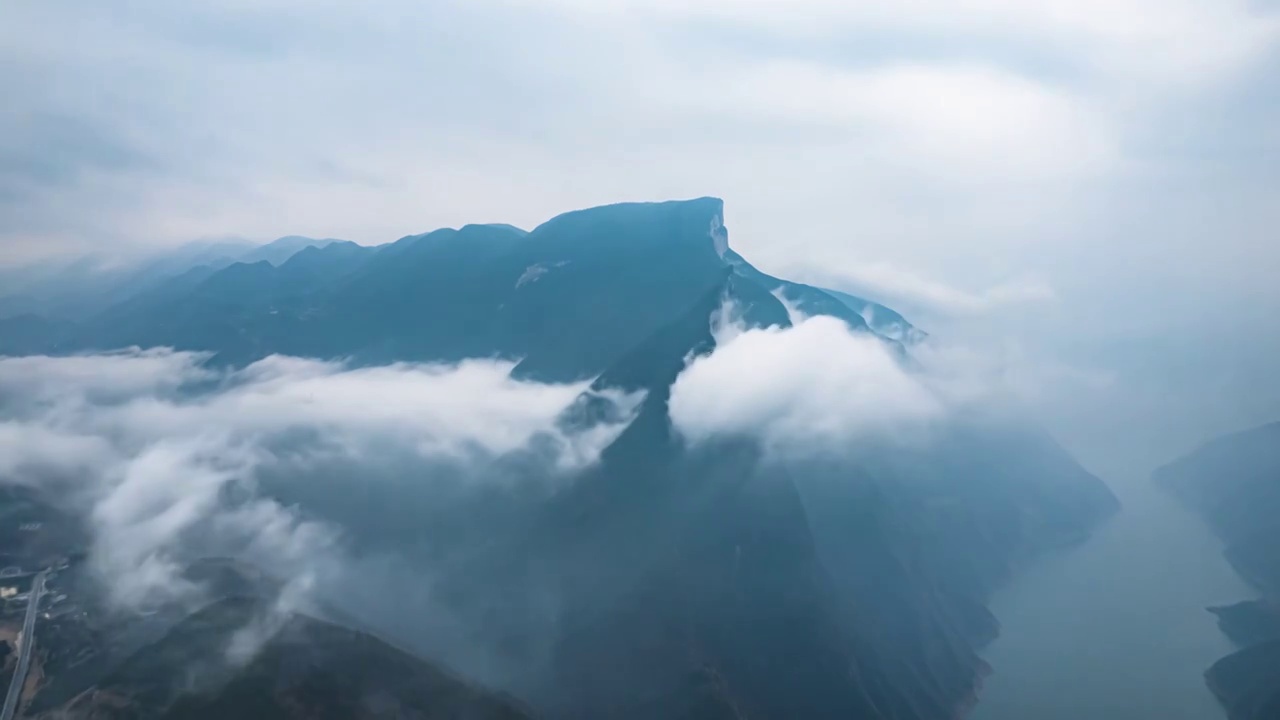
[{"left": 973, "top": 453, "right": 1254, "bottom": 720}]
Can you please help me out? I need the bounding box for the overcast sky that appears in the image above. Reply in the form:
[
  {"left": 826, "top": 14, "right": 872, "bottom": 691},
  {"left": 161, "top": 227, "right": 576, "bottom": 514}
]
[{"left": 3, "top": 0, "right": 1279, "bottom": 445}]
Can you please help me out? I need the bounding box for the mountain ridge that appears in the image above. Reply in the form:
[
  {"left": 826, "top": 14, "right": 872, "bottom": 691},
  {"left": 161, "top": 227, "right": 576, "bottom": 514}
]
[
  {"left": 0, "top": 196, "right": 1118, "bottom": 720},
  {"left": 0, "top": 198, "right": 916, "bottom": 378}
]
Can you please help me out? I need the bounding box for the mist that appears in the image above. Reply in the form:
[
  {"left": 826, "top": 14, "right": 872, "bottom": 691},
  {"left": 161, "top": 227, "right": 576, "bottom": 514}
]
[
  {"left": 0, "top": 349, "right": 640, "bottom": 632},
  {"left": 1, "top": 265, "right": 1276, "bottom": 717}
]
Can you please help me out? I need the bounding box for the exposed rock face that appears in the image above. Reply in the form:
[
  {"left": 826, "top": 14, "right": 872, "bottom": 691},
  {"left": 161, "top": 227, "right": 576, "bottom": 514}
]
[{"left": 709, "top": 205, "right": 730, "bottom": 258}]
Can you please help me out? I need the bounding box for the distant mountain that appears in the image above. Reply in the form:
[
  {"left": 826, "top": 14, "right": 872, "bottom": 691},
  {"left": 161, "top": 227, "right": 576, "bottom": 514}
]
[
  {"left": 0, "top": 314, "right": 77, "bottom": 355},
  {"left": 36, "top": 596, "right": 532, "bottom": 720},
  {"left": 1157, "top": 422, "right": 1280, "bottom": 593},
  {"left": 0, "top": 236, "right": 342, "bottom": 324},
  {"left": 1157, "top": 422, "right": 1280, "bottom": 720},
  {"left": 234, "top": 235, "right": 340, "bottom": 266}
]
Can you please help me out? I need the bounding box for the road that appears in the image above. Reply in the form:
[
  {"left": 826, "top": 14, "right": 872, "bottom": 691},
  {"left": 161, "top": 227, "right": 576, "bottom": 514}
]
[{"left": 1, "top": 571, "right": 46, "bottom": 720}]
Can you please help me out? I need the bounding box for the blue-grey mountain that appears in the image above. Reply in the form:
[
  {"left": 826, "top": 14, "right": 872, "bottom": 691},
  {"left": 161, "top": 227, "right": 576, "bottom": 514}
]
[{"left": 1, "top": 198, "right": 1117, "bottom": 719}]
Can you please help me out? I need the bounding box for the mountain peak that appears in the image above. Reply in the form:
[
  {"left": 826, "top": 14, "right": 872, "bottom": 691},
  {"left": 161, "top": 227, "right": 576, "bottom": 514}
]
[{"left": 528, "top": 196, "right": 729, "bottom": 260}]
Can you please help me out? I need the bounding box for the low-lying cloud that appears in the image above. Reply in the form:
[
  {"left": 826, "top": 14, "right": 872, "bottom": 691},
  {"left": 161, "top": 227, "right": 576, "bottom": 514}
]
[
  {"left": 0, "top": 349, "right": 641, "bottom": 611},
  {"left": 669, "top": 312, "right": 944, "bottom": 453},
  {"left": 798, "top": 260, "right": 1058, "bottom": 318},
  {"left": 667, "top": 301, "right": 1108, "bottom": 456}
]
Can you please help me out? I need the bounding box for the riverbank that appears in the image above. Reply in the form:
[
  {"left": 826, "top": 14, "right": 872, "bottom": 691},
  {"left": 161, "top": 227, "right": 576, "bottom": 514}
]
[{"left": 973, "top": 458, "right": 1251, "bottom": 720}]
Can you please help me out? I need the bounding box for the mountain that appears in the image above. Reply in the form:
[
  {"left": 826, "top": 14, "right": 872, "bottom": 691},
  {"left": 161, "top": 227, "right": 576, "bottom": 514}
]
[
  {"left": 35, "top": 596, "right": 533, "bottom": 720},
  {"left": 722, "top": 248, "right": 925, "bottom": 343},
  {"left": 1, "top": 197, "right": 1120, "bottom": 719},
  {"left": 1, "top": 198, "right": 905, "bottom": 380},
  {"left": 0, "top": 236, "right": 341, "bottom": 325},
  {"left": 0, "top": 314, "right": 77, "bottom": 355},
  {"left": 1157, "top": 422, "right": 1280, "bottom": 593},
  {"left": 1157, "top": 422, "right": 1280, "bottom": 720},
  {"left": 1205, "top": 641, "right": 1280, "bottom": 720},
  {"left": 821, "top": 287, "right": 926, "bottom": 344},
  {"left": 506, "top": 361, "right": 1115, "bottom": 717},
  {"left": 75, "top": 241, "right": 380, "bottom": 364},
  {"left": 234, "top": 235, "right": 340, "bottom": 266}
]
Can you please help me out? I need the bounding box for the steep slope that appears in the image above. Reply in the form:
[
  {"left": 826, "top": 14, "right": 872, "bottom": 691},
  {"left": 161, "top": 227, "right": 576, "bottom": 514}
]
[
  {"left": 718, "top": 248, "right": 922, "bottom": 343},
  {"left": 426, "top": 270, "right": 1116, "bottom": 719},
  {"left": 1205, "top": 641, "right": 1280, "bottom": 720},
  {"left": 820, "top": 287, "right": 926, "bottom": 344},
  {"left": 722, "top": 250, "right": 870, "bottom": 332},
  {"left": 500, "top": 197, "right": 732, "bottom": 381},
  {"left": 37, "top": 597, "right": 533, "bottom": 720},
  {"left": 1157, "top": 422, "right": 1280, "bottom": 720},
  {"left": 0, "top": 237, "right": 338, "bottom": 324}
]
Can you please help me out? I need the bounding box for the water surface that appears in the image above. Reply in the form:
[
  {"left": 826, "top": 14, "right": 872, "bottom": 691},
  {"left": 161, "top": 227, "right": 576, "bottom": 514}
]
[{"left": 974, "top": 460, "right": 1252, "bottom": 720}]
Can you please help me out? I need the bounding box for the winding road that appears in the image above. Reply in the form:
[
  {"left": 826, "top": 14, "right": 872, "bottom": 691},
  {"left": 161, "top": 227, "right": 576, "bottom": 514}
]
[{"left": 1, "top": 571, "right": 46, "bottom": 720}]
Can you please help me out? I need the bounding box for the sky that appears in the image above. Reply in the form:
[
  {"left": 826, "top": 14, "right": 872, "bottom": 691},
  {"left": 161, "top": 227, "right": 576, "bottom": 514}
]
[{"left": 3, "top": 0, "right": 1279, "bottom": 462}]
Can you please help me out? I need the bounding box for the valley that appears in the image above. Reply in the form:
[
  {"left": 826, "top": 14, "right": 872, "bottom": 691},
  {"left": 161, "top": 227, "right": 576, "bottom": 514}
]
[{"left": 0, "top": 197, "right": 1271, "bottom": 719}]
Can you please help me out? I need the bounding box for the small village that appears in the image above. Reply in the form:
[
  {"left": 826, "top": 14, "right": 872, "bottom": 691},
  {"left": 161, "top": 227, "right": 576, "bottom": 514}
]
[{"left": 0, "top": 489, "right": 97, "bottom": 719}]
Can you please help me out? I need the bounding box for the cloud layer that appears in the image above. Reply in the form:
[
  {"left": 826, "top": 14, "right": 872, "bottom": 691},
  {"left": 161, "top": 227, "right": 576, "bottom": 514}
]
[
  {"left": 0, "top": 349, "right": 639, "bottom": 610},
  {"left": 670, "top": 313, "right": 943, "bottom": 452},
  {"left": 667, "top": 302, "right": 1119, "bottom": 457}
]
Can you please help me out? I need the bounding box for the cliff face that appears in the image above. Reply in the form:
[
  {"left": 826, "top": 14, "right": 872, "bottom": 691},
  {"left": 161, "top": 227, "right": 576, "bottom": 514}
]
[{"left": 1157, "top": 422, "right": 1280, "bottom": 720}]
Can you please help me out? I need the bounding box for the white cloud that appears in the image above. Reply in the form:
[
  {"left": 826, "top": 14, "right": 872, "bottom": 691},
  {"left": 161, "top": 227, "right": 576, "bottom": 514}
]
[
  {"left": 706, "top": 61, "right": 1117, "bottom": 184},
  {"left": 126, "top": 355, "right": 632, "bottom": 464},
  {"left": 799, "top": 260, "right": 1056, "bottom": 317},
  {"left": 0, "top": 422, "right": 115, "bottom": 481},
  {"left": 0, "top": 347, "right": 213, "bottom": 405},
  {"left": 521, "top": 0, "right": 1280, "bottom": 84},
  {"left": 0, "top": 349, "right": 641, "bottom": 610},
  {"left": 668, "top": 302, "right": 1117, "bottom": 455},
  {"left": 669, "top": 311, "right": 944, "bottom": 453}
]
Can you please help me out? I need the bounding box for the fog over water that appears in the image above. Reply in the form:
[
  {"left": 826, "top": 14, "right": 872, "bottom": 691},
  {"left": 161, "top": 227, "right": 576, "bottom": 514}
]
[
  {"left": 974, "top": 434, "right": 1258, "bottom": 719},
  {"left": 977, "top": 469, "right": 1250, "bottom": 719}
]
